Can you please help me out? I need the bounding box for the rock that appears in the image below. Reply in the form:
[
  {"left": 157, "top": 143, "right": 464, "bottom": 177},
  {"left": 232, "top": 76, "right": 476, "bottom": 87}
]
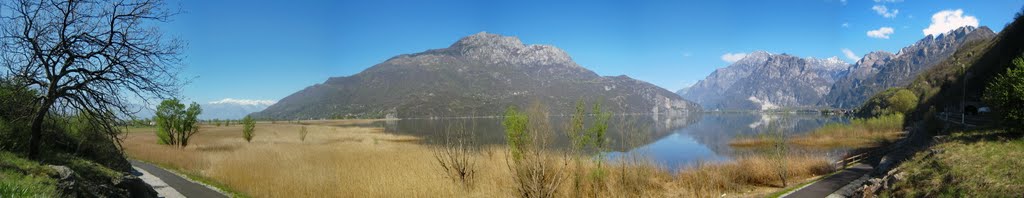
[
  {"left": 47, "top": 165, "right": 79, "bottom": 197},
  {"left": 47, "top": 165, "right": 73, "bottom": 180},
  {"left": 115, "top": 174, "right": 158, "bottom": 198},
  {"left": 858, "top": 165, "right": 907, "bottom": 197}
]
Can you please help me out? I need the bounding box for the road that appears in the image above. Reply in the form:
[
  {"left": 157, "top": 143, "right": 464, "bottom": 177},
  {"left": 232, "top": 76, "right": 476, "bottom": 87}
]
[{"left": 130, "top": 160, "right": 227, "bottom": 198}]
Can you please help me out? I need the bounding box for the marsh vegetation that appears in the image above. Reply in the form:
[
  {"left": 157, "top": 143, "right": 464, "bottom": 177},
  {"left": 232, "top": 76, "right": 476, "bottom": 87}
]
[{"left": 123, "top": 107, "right": 845, "bottom": 197}]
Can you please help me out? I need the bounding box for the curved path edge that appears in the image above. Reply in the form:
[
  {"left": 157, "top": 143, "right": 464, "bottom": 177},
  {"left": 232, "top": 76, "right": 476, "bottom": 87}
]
[{"left": 130, "top": 160, "right": 228, "bottom": 198}]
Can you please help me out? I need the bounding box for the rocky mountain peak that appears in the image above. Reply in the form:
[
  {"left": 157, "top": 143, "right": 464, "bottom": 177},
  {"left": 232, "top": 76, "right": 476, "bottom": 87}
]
[
  {"left": 899, "top": 26, "right": 994, "bottom": 57},
  {"left": 450, "top": 32, "right": 525, "bottom": 50},
  {"left": 445, "top": 32, "right": 574, "bottom": 66},
  {"left": 745, "top": 50, "right": 772, "bottom": 60},
  {"left": 856, "top": 51, "right": 895, "bottom": 67},
  {"left": 937, "top": 25, "right": 978, "bottom": 38}
]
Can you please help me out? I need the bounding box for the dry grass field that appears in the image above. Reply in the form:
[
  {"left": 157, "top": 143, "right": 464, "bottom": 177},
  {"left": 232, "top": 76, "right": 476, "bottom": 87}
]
[
  {"left": 730, "top": 114, "right": 906, "bottom": 149},
  {"left": 122, "top": 120, "right": 832, "bottom": 197}
]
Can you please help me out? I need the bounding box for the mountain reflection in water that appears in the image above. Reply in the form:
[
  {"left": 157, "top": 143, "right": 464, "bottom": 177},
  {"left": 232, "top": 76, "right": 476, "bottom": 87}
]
[{"left": 349, "top": 112, "right": 848, "bottom": 169}]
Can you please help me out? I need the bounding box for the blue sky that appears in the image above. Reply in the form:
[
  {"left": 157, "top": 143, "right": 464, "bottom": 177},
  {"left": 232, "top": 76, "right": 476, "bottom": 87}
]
[{"left": 161, "top": 0, "right": 1023, "bottom": 104}]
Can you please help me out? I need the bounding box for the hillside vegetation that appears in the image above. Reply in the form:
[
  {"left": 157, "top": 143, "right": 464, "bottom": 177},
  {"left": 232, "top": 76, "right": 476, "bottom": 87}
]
[
  {"left": 882, "top": 131, "right": 1024, "bottom": 197},
  {"left": 864, "top": 9, "right": 1024, "bottom": 197},
  {"left": 0, "top": 80, "right": 154, "bottom": 197}
]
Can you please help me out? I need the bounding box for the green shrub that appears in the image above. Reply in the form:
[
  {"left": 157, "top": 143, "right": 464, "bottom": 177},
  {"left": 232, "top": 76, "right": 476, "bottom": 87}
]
[
  {"left": 0, "top": 80, "right": 37, "bottom": 153},
  {"left": 851, "top": 113, "right": 904, "bottom": 132},
  {"left": 299, "top": 126, "right": 308, "bottom": 141},
  {"left": 565, "top": 100, "right": 613, "bottom": 197},
  {"left": 502, "top": 102, "right": 566, "bottom": 198},
  {"left": 858, "top": 88, "right": 919, "bottom": 117},
  {"left": 983, "top": 56, "right": 1024, "bottom": 133},
  {"left": 503, "top": 106, "right": 529, "bottom": 161},
  {"left": 242, "top": 115, "right": 256, "bottom": 142}
]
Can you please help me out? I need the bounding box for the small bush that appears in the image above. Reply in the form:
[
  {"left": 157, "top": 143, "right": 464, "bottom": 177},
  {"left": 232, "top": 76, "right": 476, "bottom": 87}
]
[
  {"left": 503, "top": 106, "right": 529, "bottom": 161},
  {"left": 565, "top": 100, "right": 613, "bottom": 197},
  {"left": 242, "top": 116, "right": 255, "bottom": 142},
  {"left": 299, "top": 126, "right": 308, "bottom": 141},
  {"left": 852, "top": 113, "right": 904, "bottom": 132},
  {"left": 983, "top": 56, "right": 1024, "bottom": 133},
  {"left": 858, "top": 88, "right": 919, "bottom": 117},
  {"left": 432, "top": 121, "right": 477, "bottom": 188},
  {"left": 503, "top": 102, "right": 566, "bottom": 198}
]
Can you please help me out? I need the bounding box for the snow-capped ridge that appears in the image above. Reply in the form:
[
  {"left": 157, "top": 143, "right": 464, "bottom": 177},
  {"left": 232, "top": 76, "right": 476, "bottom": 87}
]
[{"left": 209, "top": 98, "right": 277, "bottom": 106}]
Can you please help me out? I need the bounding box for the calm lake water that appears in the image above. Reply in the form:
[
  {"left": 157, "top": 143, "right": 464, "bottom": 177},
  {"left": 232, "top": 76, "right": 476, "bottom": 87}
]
[{"left": 355, "top": 112, "right": 849, "bottom": 169}]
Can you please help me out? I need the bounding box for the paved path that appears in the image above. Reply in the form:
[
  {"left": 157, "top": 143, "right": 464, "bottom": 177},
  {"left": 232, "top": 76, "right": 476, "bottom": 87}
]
[
  {"left": 130, "top": 160, "right": 227, "bottom": 198},
  {"left": 782, "top": 163, "right": 873, "bottom": 198}
]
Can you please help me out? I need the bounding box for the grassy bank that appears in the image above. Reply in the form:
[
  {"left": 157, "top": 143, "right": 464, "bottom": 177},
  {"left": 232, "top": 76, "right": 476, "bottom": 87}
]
[
  {"left": 882, "top": 130, "right": 1024, "bottom": 197},
  {"left": 122, "top": 121, "right": 834, "bottom": 197},
  {"left": 0, "top": 151, "right": 57, "bottom": 197},
  {"left": 0, "top": 151, "right": 130, "bottom": 197},
  {"left": 730, "top": 114, "right": 905, "bottom": 149}
]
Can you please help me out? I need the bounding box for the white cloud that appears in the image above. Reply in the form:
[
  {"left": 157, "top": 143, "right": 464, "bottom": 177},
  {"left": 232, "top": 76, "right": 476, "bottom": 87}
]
[
  {"left": 867, "top": 27, "right": 895, "bottom": 39},
  {"left": 721, "top": 53, "right": 747, "bottom": 63},
  {"left": 683, "top": 52, "right": 692, "bottom": 57},
  {"left": 873, "top": 0, "right": 903, "bottom": 2},
  {"left": 209, "top": 98, "right": 277, "bottom": 106},
  {"left": 922, "top": 9, "right": 979, "bottom": 36},
  {"left": 841, "top": 48, "right": 860, "bottom": 62},
  {"left": 839, "top": 0, "right": 847, "bottom": 5},
  {"left": 872, "top": 5, "right": 899, "bottom": 18},
  {"left": 842, "top": 22, "right": 850, "bottom": 28}
]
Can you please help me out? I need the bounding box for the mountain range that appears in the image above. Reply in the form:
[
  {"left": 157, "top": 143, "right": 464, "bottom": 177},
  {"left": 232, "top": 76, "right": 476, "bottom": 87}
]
[
  {"left": 200, "top": 98, "right": 276, "bottom": 120},
  {"left": 680, "top": 26, "right": 996, "bottom": 110},
  {"left": 680, "top": 51, "right": 849, "bottom": 110},
  {"left": 253, "top": 32, "right": 700, "bottom": 119}
]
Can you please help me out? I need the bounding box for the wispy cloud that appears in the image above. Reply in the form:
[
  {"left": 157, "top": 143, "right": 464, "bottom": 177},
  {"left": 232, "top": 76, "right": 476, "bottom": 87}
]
[
  {"left": 922, "top": 9, "right": 979, "bottom": 36},
  {"left": 209, "top": 98, "right": 277, "bottom": 106},
  {"left": 872, "top": 5, "right": 899, "bottom": 18},
  {"left": 721, "top": 52, "right": 747, "bottom": 63},
  {"left": 873, "top": 0, "right": 903, "bottom": 2},
  {"left": 842, "top": 22, "right": 850, "bottom": 28},
  {"left": 841, "top": 48, "right": 860, "bottom": 62},
  {"left": 867, "top": 27, "right": 895, "bottom": 39}
]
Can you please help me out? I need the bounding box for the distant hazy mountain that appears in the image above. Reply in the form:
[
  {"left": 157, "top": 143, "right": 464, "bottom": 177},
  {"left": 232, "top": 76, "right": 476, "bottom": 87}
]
[
  {"left": 200, "top": 98, "right": 275, "bottom": 120},
  {"left": 253, "top": 32, "right": 700, "bottom": 119},
  {"left": 674, "top": 86, "right": 691, "bottom": 96},
  {"left": 682, "top": 51, "right": 850, "bottom": 110},
  {"left": 683, "top": 26, "right": 996, "bottom": 111},
  {"left": 822, "top": 26, "right": 996, "bottom": 108}
]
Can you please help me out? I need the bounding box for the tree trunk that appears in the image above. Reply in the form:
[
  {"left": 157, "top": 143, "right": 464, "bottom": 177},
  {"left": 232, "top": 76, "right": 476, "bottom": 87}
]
[{"left": 28, "top": 98, "right": 54, "bottom": 160}]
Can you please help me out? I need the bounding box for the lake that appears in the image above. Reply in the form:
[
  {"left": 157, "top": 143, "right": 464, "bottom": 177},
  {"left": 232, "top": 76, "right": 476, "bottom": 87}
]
[{"left": 353, "top": 112, "right": 849, "bottom": 169}]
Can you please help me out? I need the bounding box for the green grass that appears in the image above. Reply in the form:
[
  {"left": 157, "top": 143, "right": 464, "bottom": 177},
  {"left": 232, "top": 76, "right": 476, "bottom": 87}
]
[
  {"left": 885, "top": 130, "right": 1024, "bottom": 197},
  {"left": 0, "top": 151, "right": 58, "bottom": 197}
]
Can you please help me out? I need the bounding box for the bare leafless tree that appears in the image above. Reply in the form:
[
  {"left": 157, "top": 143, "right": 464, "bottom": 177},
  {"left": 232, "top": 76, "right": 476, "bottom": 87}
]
[
  {"left": 0, "top": 0, "right": 183, "bottom": 159},
  {"left": 432, "top": 119, "right": 478, "bottom": 188}
]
